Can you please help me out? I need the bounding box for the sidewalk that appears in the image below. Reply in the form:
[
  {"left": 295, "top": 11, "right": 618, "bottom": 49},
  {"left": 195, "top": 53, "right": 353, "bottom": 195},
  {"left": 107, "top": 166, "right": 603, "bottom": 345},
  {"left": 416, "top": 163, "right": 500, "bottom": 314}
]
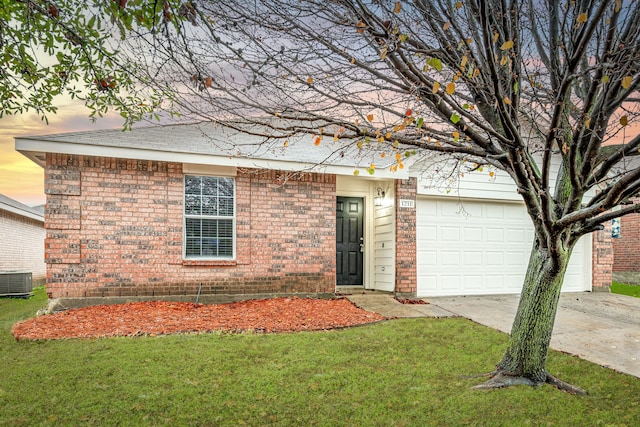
[{"left": 346, "top": 292, "right": 455, "bottom": 318}]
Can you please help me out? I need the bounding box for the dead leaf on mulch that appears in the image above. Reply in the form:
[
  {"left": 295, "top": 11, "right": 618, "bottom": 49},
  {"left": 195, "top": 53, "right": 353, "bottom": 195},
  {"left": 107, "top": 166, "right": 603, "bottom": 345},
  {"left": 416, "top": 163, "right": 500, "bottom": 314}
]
[{"left": 11, "top": 297, "right": 386, "bottom": 341}]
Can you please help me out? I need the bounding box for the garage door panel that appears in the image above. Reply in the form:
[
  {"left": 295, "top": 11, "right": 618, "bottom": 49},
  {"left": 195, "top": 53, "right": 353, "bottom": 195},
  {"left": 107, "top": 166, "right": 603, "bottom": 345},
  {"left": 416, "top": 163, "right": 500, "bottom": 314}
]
[
  {"left": 464, "top": 227, "right": 483, "bottom": 242},
  {"left": 505, "top": 228, "right": 531, "bottom": 243},
  {"left": 441, "top": 226, "right": 461, "bottom": 241},
  {"left": 484, "top": 251, "right": 504, "bottom": 265},
  {"left": 465, "top": 276, "right": 483, "bottom": 289},
  {"left": 506, "top": 251, "right": 528, "bottom": 265},
  {"left": 441, "top": 276, "right": 461, "bottom": 290},
  {"left": 486, "top": 228, "right": 505, "bottom": 242},
  {"left": 417, "top": 249, "right": 437, "bottom": 267},
  {"left": 441, "top": 251, "right": 461, "bottom": 265},
  {"left": 464, "top": 251, "right": 483, "bottom": 265},
  {"left": 485, "top": 275, "right": 504, "bottom": 289},
  {"left": 417, "top": 198, "right": 591, "bottom": 297}
]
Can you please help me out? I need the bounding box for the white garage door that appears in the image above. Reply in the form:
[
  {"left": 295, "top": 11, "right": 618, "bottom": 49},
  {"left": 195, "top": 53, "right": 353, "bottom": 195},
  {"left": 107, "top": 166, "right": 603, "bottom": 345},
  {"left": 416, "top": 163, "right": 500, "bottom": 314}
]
[{"left": 417, "top": 197, "right": 591, "bottom": 297}]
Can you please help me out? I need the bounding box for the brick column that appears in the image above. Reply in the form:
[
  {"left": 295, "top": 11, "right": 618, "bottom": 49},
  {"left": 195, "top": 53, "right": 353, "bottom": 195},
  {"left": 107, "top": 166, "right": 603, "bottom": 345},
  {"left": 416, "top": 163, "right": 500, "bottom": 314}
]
[
  {"left": 592, "top": 221, "right": 613, "bottom": 292},
  {"left": 395, "top": 178, "right": 417, "bottom": 296}
]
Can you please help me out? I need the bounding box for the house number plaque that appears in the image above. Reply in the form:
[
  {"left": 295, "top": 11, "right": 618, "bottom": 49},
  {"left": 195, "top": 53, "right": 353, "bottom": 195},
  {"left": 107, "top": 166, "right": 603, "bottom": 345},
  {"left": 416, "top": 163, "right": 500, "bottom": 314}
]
[{"left": 399, "top": 199, "right": 415, "bottom": 208}]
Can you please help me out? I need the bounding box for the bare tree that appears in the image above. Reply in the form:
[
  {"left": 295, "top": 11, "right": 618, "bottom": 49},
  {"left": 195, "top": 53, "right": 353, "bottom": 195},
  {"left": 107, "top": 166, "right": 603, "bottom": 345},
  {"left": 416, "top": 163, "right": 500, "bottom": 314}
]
[{"left": 127, "top": 0, "right": 640, "bottom": 393}]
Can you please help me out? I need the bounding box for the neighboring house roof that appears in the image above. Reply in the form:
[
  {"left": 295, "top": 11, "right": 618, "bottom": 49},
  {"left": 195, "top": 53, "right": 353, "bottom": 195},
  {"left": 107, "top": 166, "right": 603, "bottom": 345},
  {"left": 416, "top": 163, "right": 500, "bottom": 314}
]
[
  {"left": 15, "top": 121, "right": 415, "bottom": 179},
  {"left": 0, "top": 194, "right": 44, "bottom": 223}
]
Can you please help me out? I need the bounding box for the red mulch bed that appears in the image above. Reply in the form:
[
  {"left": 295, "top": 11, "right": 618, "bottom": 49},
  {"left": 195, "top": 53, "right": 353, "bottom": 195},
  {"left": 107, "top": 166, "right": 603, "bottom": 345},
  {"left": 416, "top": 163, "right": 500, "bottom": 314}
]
[{"left": 11, "top": 297, "right": 386, "bottom": 341}]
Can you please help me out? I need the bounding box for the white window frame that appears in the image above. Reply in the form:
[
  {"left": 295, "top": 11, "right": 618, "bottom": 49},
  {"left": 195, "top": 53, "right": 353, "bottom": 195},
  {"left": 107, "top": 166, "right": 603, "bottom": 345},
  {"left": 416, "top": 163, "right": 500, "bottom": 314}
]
[{"left": 183, "top": 174, "right": 236, "bottom": 260}]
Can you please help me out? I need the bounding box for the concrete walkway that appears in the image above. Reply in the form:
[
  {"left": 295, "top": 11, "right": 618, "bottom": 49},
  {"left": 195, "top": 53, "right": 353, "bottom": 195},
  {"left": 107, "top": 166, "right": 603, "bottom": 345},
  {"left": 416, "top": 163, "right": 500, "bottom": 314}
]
[{"left": 347, "top": 291, "right": 640, "bottom": 378}]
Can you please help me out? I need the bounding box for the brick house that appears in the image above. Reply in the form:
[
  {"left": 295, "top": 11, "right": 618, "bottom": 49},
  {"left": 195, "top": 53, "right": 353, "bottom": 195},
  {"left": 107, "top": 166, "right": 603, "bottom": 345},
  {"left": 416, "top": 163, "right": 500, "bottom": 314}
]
[
  {"left": 0, "top": 193, "right": 46, "bottom": 283},
  {"left": 612, "top": 198, "right": 640, "bottom": 284},
  {"left": 15, "top": 122, "right": 611, "bottom": 306}
]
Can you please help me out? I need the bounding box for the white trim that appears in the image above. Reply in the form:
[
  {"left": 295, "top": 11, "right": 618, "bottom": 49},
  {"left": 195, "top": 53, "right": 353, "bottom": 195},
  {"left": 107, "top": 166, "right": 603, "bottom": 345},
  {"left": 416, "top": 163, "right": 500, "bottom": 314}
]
[{"left": 182, "top": 174, "right": 237, "bottom": 260}]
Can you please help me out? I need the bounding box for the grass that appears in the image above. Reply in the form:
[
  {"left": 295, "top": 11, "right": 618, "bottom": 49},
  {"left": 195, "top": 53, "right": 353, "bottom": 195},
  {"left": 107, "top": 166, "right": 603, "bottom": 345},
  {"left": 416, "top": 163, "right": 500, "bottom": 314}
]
[
  {"left": 611, "top": 281, "right": 640, "bottom": 298},
  {"left": 2, "top": 288, "right": 640, "bottom": 426}
]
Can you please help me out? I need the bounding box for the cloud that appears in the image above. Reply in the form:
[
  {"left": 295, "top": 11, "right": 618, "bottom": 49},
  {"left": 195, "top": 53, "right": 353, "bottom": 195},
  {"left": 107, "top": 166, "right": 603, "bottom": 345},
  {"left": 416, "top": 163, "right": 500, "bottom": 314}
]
[{"left": 0, "top": 98, "right": 126, "bottom": 206}]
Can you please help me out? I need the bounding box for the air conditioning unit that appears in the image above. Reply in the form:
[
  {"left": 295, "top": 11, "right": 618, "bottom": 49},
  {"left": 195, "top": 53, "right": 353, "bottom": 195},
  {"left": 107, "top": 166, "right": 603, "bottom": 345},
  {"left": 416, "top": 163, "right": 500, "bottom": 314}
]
[{"left": 0, "top": 271, "right": 33, "bottom": 297}]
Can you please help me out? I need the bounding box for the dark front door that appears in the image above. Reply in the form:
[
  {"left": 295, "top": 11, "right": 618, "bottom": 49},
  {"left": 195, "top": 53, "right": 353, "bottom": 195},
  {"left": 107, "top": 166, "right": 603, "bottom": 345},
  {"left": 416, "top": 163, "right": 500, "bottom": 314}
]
[{"left": 336, "top": 197, "right": 364, "bottom": 286}]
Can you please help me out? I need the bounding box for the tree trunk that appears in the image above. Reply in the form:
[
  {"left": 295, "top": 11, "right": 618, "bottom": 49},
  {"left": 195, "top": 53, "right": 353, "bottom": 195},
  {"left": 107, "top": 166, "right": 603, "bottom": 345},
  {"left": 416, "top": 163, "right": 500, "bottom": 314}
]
[{"left": 473, "top": 240, "right": 587, "bottom": 394}]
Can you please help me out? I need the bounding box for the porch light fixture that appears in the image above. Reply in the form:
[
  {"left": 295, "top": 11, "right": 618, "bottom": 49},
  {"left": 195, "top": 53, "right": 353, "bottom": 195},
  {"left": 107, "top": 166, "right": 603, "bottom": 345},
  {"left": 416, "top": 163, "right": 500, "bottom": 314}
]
[{"left": 374, "top": 187, "right": 386, "bottom": 206}]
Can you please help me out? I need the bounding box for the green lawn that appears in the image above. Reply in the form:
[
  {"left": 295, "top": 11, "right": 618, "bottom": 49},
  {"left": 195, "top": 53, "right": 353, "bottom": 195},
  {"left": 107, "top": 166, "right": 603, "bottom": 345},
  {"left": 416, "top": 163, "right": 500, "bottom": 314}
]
[
  {"left": 2, "top": 288, "right": 640, "bottom": 426},
  {"left": 611, "top": 281, "right": 640, "bottom": 298}
]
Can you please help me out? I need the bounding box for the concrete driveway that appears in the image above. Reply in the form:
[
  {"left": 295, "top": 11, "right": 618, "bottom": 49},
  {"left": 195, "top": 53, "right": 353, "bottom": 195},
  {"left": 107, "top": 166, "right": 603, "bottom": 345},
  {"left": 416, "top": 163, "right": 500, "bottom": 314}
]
[{"left": 428, "top": 292, "right": 640, "bottom": 378}]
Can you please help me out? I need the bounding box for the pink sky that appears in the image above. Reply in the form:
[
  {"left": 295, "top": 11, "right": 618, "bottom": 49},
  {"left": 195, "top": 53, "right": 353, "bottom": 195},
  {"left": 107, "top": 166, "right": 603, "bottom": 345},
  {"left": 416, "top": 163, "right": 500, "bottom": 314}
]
[{"left": 0, "top": 99, "right": 125, "bottom": 207}]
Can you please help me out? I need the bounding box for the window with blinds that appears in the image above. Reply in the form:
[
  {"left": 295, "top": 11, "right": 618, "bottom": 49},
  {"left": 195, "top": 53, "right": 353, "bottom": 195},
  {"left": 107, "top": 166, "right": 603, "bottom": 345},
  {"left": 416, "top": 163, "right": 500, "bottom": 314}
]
[{"left": 184, "top": 175, "right": 235, "bottom": 259}]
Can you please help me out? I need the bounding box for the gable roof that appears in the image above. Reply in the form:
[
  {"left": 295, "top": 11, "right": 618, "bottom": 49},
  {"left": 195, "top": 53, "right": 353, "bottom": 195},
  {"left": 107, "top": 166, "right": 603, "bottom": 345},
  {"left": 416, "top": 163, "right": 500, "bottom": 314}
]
[
  {"left": 15, "top": 121, "right": 412, "bottom": 179},
  {"left": 0, "top": 194, "right": 44, "bottom": 223}
]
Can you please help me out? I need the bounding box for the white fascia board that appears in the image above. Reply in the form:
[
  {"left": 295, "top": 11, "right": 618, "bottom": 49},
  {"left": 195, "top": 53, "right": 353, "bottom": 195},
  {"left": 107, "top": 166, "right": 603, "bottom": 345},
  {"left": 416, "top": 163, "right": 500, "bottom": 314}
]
[{"left": 15, "top": 138, "right": 409, "bottom": 180}]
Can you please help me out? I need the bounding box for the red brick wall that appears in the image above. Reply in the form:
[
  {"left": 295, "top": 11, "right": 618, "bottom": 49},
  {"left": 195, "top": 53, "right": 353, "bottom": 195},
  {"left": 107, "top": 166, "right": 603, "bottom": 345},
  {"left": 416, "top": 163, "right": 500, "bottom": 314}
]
[
  {"left": 44, "top": 154, "right": 336, "bottom": 299},
  {"left": 395, "top": 178, "right": 417, "bottom": 295},
  {"left": 613, "top": 209, "right": 640, "bottom": 273},
  {"left": 592, "top": 220, "right": 613, "bottom": 290}
]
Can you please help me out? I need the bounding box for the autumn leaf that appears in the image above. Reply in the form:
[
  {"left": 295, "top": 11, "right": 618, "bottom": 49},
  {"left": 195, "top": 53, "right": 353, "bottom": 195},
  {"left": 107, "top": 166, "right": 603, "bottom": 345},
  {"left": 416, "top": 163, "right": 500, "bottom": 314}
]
[
  {"left": 314, "top": 136, "right": 322, "bottom": 146},
  {"left": 307, "top": 76, "right": 314, "bottom": 84},
  {"left": 576, "top": 13, "right": 588, "bottom": 24},
  {"left": 620, "top": 115, "right": 628, "bottom": 127},
  {"left": 381, "top": 152, "right": 387, "bottom": 159},
  {"left": 427, "top": 57, "right": 443, "bottom": 72},
  {"left": 443, "top": 21, "right": 451, "bottom": 31},
  {"left": 446, "top": 82, "right": 455, "bottom": 95},
  {"left": 460, "top": 55, "right": 468, "bottom": 69},
  {"left": 380, "top": 46, "right": 388, "bottom": 60},
  {"left": 503, "top": 96, "right": 512, "bottom": 105},
  {"left": 367, "top": 113, "right": 374, "bottom": 122},
  {"left": 455, "top": 1, "right": 463, "bottom": 9},
  {"left": 283, "top": 140, "right": 289, "bottom": 147},
  {"left": 405, "top": 108, "right": 413, "bottom": 117},
  {"left": 622, "top": 75, "right": 633, "bottom": 89},
  {"left": 393, "top": 1, "right": 402, "bottom": 13},
  {"left": 500, "top": 40, "right": 514, "bottom": 50},
  {"left": 356, "top": 20, "right": 366, "bottom": 33},
  {"left": 493, "top": 32, "right": 499, "bottom": 43},
  {"left": 353, "top": 169, "right": 360, "bottom": 176},
  {"left": 432, "top": 81, "right": 440, "bottom": 94}
]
